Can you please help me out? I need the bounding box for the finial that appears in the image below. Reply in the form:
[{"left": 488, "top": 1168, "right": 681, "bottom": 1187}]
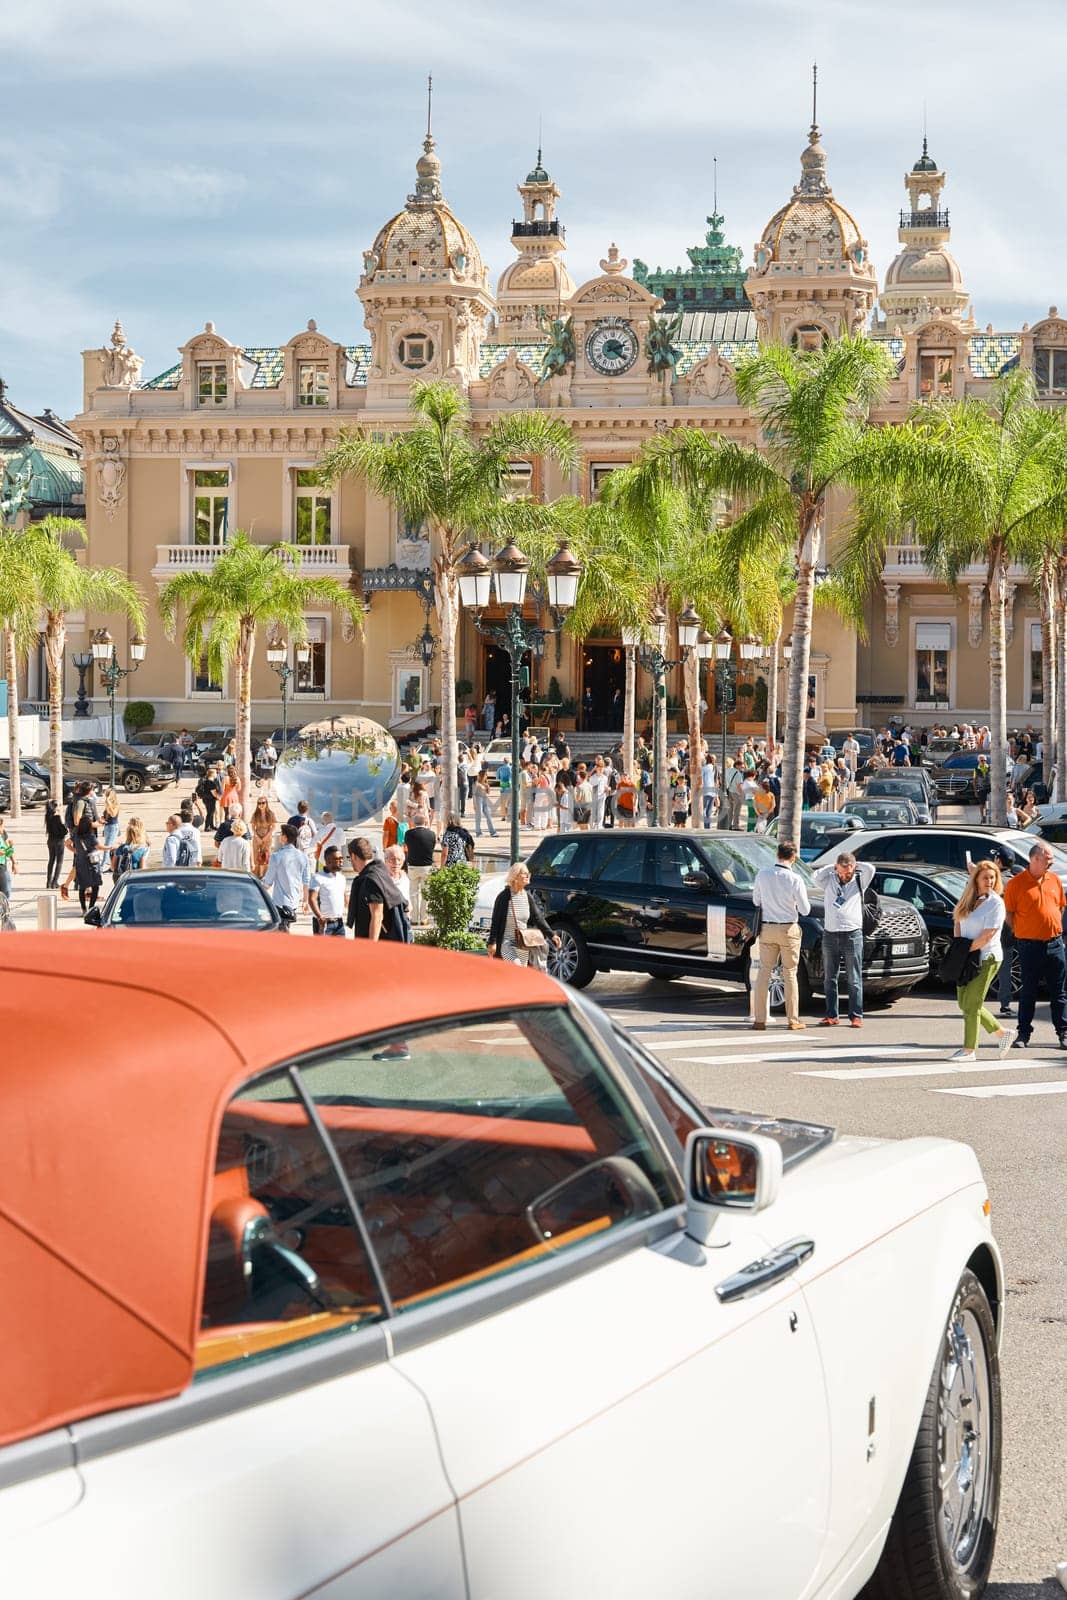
[
  {"left": 426, "top": 74, "right": 433, "bottom": 139},
  {"left": 537, "top": 111, "right": 543, "bottom": 170},
  {"left": 811, "top": 61, "right": 818, "bottom": 130},
  {"left": 600, "top": 242, "right": 628, "bottom": 275}
]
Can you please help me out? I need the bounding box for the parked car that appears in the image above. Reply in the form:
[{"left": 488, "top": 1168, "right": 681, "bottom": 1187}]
[
  {"left": 930, "top": 752, "right": 990, "bottom": 805},
  {"left": 472, "top": 829, "right": 928, "bottom": 1009},
  {"left": 480, "top": 736, "right": 516, "bottom": 783},
  {"left": 918, "top": 736, "right": 965, "bottom": 768},
  {"left": 125, "top": 730, "right": 176, "bottom": 763},
  {"left": 192, "top": 725, "right": 237, "bottom": 766},
  {"left": 767, "top": 812, "right": 866, "bottom": 861},
  {"left": 841, "top": 797, "right": 922, "bottom": 828},
  {"left": 84, "top": 870, "right": 282, "bottom": 930},
  {"left": 1026, "top": 801, "right": 1067, "bottom": 845},
  {"left": 827, "top": 727, "right": 878, "bottom": 774},
  {"left": 866, "top": 862, "right": 1025, "bottom": 998},
  {"left": 812, "top": 822, "right": 1067, "bottom": 897},
  {"left": 864, "top": 771, "right": 938, "bottom": 822},
  {"left": 4, "top": 757, "right": 92, "bottom": 804},
  {"left": 61, "top": 739, "right": 174, "bottom": 794},
  {"left": 0, "top": 760, "right": 50, "bottom": 808},
  {"left": 0, "top": 932, "right": 1004, "bottom": 1600}
]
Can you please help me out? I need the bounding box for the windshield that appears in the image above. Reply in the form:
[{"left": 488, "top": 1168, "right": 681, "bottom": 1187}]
[
  {"left": 868, "top": 778, "right": 926, "bottom": 797},
  {"left": 699, "top": 833, "right": 815, "bottom": 890},
  {"left": 107, "top": 876, "right": 275, "bottom": 927},
  {"left": 846, "top": 801, "right": 914, "bottom": 821},
  {"left": 113, "top": 741, "right": 158, "bottom": 761}
]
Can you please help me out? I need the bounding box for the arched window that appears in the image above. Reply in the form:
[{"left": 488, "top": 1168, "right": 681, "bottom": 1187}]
[{"left": 791, "top": 325, "right": 828, "bottom": 353}]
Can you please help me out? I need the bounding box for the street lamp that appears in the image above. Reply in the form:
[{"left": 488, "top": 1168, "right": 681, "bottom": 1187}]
[
  {"left": 457, "top": 538, "right": 582, "bottom": 863},
  {"left": 266, "top": 634, "right": 310, "bottom": 750},
  {"left": 632, "top": 603, "right": 700, "bottom": 825},
  {"left": 71, "top": 650, "right": 94, "bottom": 718},
  {"left": 92, "top": 628, "right": 146, "bottom": 790}
]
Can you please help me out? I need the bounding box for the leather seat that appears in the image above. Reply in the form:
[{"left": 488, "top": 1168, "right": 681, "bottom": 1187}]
[{"left": 201, "top": 1196, "right": 271, "bottom": 1327}]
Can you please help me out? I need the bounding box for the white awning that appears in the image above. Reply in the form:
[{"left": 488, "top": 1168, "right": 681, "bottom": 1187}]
[{"left": 915, "top": 623, "right": 951, "bottom": 650}]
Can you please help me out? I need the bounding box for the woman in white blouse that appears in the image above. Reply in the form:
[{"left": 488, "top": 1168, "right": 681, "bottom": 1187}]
[{"left": 951, "top": 859, "right": 1013, "bottom": 1061}]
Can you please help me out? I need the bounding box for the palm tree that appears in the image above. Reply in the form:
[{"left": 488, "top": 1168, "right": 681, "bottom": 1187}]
[
  {"left": 317, "top": 382, "right": 578, "bottom": 816},
  {"left": 16, "top": 517, "right": 146, "bottom": 802},
  {"left": 616, "top": 337, "right": 961, "bottom": 841},
  {"left": 159, "top": 532, "right": 363, "bottom": 807},
  {"left": 0, "top": 530, "right": 40, "bottom": 820}
]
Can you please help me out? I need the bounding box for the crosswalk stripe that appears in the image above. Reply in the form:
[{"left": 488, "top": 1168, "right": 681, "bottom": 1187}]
[
  {"left": 676, "top": 1045, "right": 935, "bottom": 1067},
  {"left": 934, "top": 1080, "right": 1067, "bottom": 1099},
  {"left": 801, "top": 1058, "right": 1044, "bottom": 1081}
]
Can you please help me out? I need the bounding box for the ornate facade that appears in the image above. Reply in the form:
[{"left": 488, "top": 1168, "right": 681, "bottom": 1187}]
[{"left": 64, "top": 113, "right": 1059, "bottom": 736}]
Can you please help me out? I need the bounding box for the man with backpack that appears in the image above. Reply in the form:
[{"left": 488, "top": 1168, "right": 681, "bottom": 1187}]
[
  {"left": 811, "top": 851, "right": 877, "bottom": 1028},
  {"left": 161, "top": 813, "right": 202, "bottom": 868}
]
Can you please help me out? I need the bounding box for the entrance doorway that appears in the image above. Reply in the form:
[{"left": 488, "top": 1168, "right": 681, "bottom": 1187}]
[
  {"left": 581, "top": 642, "right": 625, "bottom": 731},
  {"left": 481, "top": 641, "right": 533, "bottom": 737}
]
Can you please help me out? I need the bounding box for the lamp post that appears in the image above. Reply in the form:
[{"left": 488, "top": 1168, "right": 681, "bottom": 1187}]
[
  {"left": 91, "top": 629, "right": 146, "bottom": 790},
  {"left": 71, "top": 651, "right": 94, "bottom": 718},
  {"left": 266, "top": 634, "right": 311, "bottom": 751},
  {"left": 631, "top": 605, "right": 700, "bottom": 827},
  {"left": 458, "top": 539, "right": 581, "bottom": 864}
]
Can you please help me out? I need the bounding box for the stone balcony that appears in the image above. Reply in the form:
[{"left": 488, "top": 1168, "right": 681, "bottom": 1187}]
[
  {"left": 150, "top": 541, "right": 356, "bottom": 586},
  {"left": 882, "top": 543, "right": 1029, "bottom": 583}
]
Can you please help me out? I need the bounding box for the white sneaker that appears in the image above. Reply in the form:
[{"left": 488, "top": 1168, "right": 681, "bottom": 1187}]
[
  {"left": 996, "top": 1027, "right": 1016, "bottom": 1056},
  {"left": 949, "top": 1049, "right": 977, "bottom": 1063}
]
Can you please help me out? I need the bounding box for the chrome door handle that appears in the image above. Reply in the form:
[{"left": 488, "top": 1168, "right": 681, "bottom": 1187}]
[{"left": 715, "top": 1238, "right": 815, "bottom": 1303}]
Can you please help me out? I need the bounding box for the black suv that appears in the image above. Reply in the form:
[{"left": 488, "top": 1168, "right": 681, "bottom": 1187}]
[
  {"left": 519, "top": 829, "right": 928, "bottom": 1011},
  {"left": 62, "top": 739, "right": 174, "bottom": 794}
]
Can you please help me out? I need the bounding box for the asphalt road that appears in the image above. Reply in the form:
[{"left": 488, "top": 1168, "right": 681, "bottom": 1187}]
[{"left": 590, "top": 967, "right": 1067, "bottom": 1595}]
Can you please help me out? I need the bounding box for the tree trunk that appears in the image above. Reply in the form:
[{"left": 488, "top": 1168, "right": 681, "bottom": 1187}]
[
  {"left": 777, "top": 510, "right": 822, "bottom": 844},
  {"left": 236, "top": 622, "right": 255, "bottom": 810},
  {"left": 44, "top": 612, "right": 66, "bottom": 804},
  {"left": 1040, "top": 561, "right": 1057, "bottom": 796},
  {"left": 622, "top": 645, "right": 635, "bottom": 779},
  {"left": 683, "top": 648, "right": 703, "bottom": 829},
  {"left": 436, "top": 559, "right": 460, "bottom": 820},
  {"left": 986, "top": 560, "right": 1008, "bottom": 826},
  {"left": 1058, "top": 560, "right": 1067, "bottom": 804},
  {"left": 765, "top": 631, "right": 780, "bottom": 762},
  {"left": 5, "top": 630, "right": 21, "bottom": 820}
]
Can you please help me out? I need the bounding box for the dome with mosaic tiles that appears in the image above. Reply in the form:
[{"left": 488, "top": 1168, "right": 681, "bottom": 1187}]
[
  {"left": 364, "top": 134, "right": 487, "bottom": 287},
  {"left": 755, "top": 125, "right": 869, "bottom": 270},
  {"left": 884, "top": 246, "right": 963, "bottom": 293}
]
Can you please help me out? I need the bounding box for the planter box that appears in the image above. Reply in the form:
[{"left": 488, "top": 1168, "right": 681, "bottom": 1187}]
[{"left": 554, "top": 716, "right": 577, "bottom": 732}]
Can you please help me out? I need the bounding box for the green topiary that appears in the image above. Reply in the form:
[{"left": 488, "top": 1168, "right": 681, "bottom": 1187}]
[
  {"left": 424, "top": 862, "right": 480, "bottom": 940},
  {"left": 414, "top": 929, "right": 487, "bottom": 955},
  {"left": 124, "top": 701, "right": 155, "bottom": 733},
  {"left": 752, "top": 677, "right": 768, "bottom": 721}
]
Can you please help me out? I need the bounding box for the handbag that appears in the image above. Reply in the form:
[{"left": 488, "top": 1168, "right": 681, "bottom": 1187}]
[
  {"left": 937, "top": 936, "right": 981, "bottom": 987},
  {"left": 512, "top": 900, "right": 546, "bottom": 952}
]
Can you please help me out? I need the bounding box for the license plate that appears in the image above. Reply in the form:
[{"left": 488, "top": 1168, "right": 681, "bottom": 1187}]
[{"left": 892, "top": 942, "right": 910, "bottom": 955}]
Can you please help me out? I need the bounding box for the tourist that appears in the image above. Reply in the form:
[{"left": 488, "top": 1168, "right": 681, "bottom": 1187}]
[
  {"left": 812, "top": 851, "right": 875, "bottom": 1027},
  {"left": 403, "top": 810, "right": 437, "bottom": 925},
  {"left": 67, "top": 780, "right": 102, "bottom": 912},
  {"left": 439, "top": 811, "right": 475, "bottom": 867},
  {"left": 170, "top": 730, "right": 188, "bottom": 781},
  {"left": 496, "top": 756, "right": 512, "bottom": 821},
  {"left": 217, "top": 818, "right": 251, "bottom": 873},
  {"left": 950, "top": 860, "right": 1013, "bottom": 1062},
  {"left": 44, "top": 800, "right": 67, "bottom": 890},
  {"left": 590, "top": 758, "right": 609, "bottom": 829},
  {"left": 99, "top": 787, "right": 121, "bottom": 851},
  {"left": 555, "top": 773, "right": 574, "bottom": 832},
  {"left": 751, "top": 841, "right": 810, "bottom": 1031},
  {"left": 614, "top": 770, "right": 638, "bottom": 828},
  {"left": 721, "top": 759, "right": 744, "bottom": 829},
  {"left": 670, "top": 767, "right": 689, "bottom": 828},
  {"left": 347, "top": 837, "right": 407, "bottom": 940},
  {"left": 111, "top": 817, "right": 150, "bottom": 880},
  {"left": 472, "top": 770, "right": 497, "bottom": 838},
  {"left": 255, "top": 736, "right": 278, "bottom": 789},
  {"left": 250, "top": 797, "right": 276, "bottom": 878},
  {"left": 486, "top": 861, "right": 560, "bottom": 968},
  {"left": 1004, "top": 841, "right": 1067, "bottom": 1050},
  {"left": 701, "top": 752, "right": 718, "bottom": 827},
  {"left": 315, "top": 809, "right": 341, "bottom": 864},
  {"left": 214, "top": 802, "right": 242, "bottom": 848},
  {"left": 753, "top": 778, "right": 777, "bottom": 833},
  {"left": 531, "top": 767, "right": 555, "bottom": 831},
  {"left": 383, "top": 844, "right": 413, "bottom": 940},
  {"left": 264, "top": 822, "right": 311, "bottom": 930},
  {"left": 0, "top": 816, "right": 16, "bottom": 900},
  {"left": 160, "top": 811, "right": 202, "bottom": 869},
  {"left": 308, "top": 843, "right": 346, "bottom": 935},
  {"left": 573, "top": 767, "right": 593, "bottom": 830},
  {"left": 382, "top": 798, "right": 400, "bottom": 850}
]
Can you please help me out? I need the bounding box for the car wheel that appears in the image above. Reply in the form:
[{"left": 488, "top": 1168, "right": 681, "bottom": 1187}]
[
  {"left": 861, "top": 1268, "right": 1000, "bottom": 1600},
  {"left": 123, "top": 771, "right": 144, "bottom": 794},
  {"left": 547, "top": 924, "right": 595, "bottom": 989}
]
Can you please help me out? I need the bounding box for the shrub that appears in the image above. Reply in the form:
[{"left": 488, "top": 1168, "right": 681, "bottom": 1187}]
[
  {"left": 124, "top": 700, "right": 155, "bottom": 733},
  {"left": 424, "top": 862, "right": 480, "bottom": 940},
  {"left": 415, "top": 929, "right": 487, "bottom": 955},
  {"left": 454, "top": 678, "right": 473, "bottom": 707},
  {"left": 752, "top": 677, "right": 768, "bottom": 721}
]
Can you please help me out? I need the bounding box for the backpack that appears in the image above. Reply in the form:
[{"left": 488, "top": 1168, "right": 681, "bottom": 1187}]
[
  {"left": 861, "top": 883, "right": 881, "bottom": 938},
  {"left": 175, "top": 836, "right": 194, "bottom": 868},
  {"left": 112, "top": 842, "right": 133, "bottom": 879}
]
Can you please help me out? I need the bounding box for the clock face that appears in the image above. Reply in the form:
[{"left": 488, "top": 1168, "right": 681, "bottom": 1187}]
[{"left": 585, "top": 317, "right": 639, "bottom": 376}]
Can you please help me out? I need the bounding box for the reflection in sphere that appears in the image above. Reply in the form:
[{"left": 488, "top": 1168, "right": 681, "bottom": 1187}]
[{"left": 275, "top": 716, "right": 400, "bottom": 826}]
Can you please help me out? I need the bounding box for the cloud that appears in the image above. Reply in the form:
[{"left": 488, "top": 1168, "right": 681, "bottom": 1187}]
[{"left": 85, "top": 163, "right": 247, "bottom": 218}]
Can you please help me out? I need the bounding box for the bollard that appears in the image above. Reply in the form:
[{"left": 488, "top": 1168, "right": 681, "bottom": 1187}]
[
  {"left": 37, "top": 893, "right": 58, "bottom": 931},
  {"left": 748, "top": 941, "right": 761, "bottom": 1022}
]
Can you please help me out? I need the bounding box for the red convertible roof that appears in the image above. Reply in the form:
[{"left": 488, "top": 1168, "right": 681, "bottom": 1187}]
[{"left": 0, "top": 933, "right": 559, "bottom": 1449}]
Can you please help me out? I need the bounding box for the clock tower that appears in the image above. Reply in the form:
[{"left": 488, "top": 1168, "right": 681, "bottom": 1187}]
[{"left": 568, "top": 244, "right": 662, "bottom": 406}]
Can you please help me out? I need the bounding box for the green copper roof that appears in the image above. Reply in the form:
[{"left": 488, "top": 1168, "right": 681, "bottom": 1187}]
[{"left": 634, "top": 208, "right": 749, "bottom": 312}]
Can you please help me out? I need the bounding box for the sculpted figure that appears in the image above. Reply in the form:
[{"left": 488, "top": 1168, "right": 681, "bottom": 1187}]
[{"left": 538, "top": 312, "right": 576, "bottom": 381}]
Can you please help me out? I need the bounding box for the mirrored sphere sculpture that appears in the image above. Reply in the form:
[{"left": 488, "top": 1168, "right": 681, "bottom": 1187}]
[{"left": 275, "top": 716, "right": 400, "bottom": 825}]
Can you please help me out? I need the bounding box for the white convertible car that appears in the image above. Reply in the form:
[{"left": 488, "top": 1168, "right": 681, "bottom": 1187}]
[{"left": 1, "top": 933, "right": 1001, "bottom": 1599}]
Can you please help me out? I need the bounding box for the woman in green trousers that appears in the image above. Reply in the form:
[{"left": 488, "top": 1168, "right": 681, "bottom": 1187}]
[{"left": 951, "top": 859, "right": 1014, "bottom": 1062}]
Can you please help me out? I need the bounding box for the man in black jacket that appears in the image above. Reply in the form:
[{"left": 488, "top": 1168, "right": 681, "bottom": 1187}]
[
  {"left": 346, "top": 838, "right": 406, "bottom": 940},
  {"left": 403, "top": 813, "right": 437, "bottom": 925}
]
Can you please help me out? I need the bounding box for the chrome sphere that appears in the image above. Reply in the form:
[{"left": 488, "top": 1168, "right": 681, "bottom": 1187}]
[{"left": 275, "top": 716, "right": 400, "bottom": 825}]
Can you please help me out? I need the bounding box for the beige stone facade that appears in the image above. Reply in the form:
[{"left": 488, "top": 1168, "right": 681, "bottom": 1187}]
[{"left": 64, "top": 117, "right": 1064, "bottom": 739}]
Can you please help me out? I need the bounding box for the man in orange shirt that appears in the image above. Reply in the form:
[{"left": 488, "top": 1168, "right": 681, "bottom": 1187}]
[{"left": 1003, "top": 841, "right": 1067, "bottom": 1049}]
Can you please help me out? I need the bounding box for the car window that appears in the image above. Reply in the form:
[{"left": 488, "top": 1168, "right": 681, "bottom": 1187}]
[
  {"left": 592, "top": 837, "right": 648, "bottom": 885},
  {"left": 297, "top": 1008, "right": 678, "bottom": 1311},
  {"left": 652, "top": 837, "right": 707, "bottom": 888},
  {"left": 527, "top": 835, "right": 594, "bottom": 880},
  {"left": 701, "top": 834, "right": 815, "bottom": 891},
  {"left": 109, "top": 877, "right": 275, "bottom": 927},
  {"left": 197, "top": 1070, "right": 384, "bottom": 1374}
]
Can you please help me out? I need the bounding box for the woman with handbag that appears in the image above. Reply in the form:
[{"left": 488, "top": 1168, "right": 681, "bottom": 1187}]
[
  {"left": 487, "top": 861, "right": 561, "bottom": 969},
  {"left": 949, "top": 859, "right": 1013, "bottom": 1062}
]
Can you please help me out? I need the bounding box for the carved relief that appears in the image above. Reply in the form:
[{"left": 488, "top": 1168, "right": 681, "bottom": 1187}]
[
  {"left": 97, "top": 437, "right": 126, "bottom": 520},
  {"left": 687, "top": 346, "right": 735, "bottom": 404},
  {"left": 487, "top": 347, "right": 536, "bottom": 405},
  {"left": 968, "top": 583, "right": 985, "bottom": 647},
  {"left": 883, "top": 582, "right": 901, "bottom": 647}
]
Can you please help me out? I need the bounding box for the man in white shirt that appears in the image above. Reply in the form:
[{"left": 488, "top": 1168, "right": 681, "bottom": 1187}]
[
  {"left": 751, "top": 842, "right": 811, "bottom": 1030},
  {"left": 264, "top": 823, "right": 312, "bottom": 930},
  {"left": 842, "top": 735, "right": 860, "bottom": 790},
  {"left": 160, "top": 813, "right": 203, "bottom": 868},
  {"left": 701, "top": 756, "right": 717, "bottom": 828},
  {"left": 309, "top": 845, "right": 347, "bottom": 936},
  {"left": 812, "top": 851, "right": 875, "bottom": 1027}
]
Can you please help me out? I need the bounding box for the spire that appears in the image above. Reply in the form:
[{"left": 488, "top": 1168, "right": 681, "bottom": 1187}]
[
  {"left": 426, "top": 73, "right": 433, "bottom": 139},
  {"left": 811, "top": 61, "right": 818, "bottom": 133},
  {"left": 410, "top": 74, "right": 444, "bottom": 207},
  {"left": 795, "top": 66, "right": 830, "bottom": 199},
  {"left": 713, "top": 154, "right": 718, "bottom": 213}
]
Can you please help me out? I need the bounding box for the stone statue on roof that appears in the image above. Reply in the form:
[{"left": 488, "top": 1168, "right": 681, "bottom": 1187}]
[
  {"left": 1, "top": 455, "right": 34, "bottom": 525},
  {"left": 538, "top": 312, "right": 575, "bottom": 381},
  {"left": 100, "top": 321, "right": 143, "bottom": 389},
  {"left": 645, "top": 310, "right": 684, "bottom": 378}
]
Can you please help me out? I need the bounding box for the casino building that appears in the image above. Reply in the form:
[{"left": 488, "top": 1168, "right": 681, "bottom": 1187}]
[{"left": 66, "top": 112, "right": 1065, "bottom": 737}]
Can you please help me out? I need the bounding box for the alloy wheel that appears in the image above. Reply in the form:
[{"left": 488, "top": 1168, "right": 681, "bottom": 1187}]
[{"left": 938, "top": 1306, "right": 994, "bottom": 1574}]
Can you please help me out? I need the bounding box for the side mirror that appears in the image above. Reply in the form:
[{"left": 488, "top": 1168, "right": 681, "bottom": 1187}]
[
  {"left": 83, "top": 906, "right": 102, "bottom": 927},
  {"left": 684, "top": 1128, "right": 783, "bottom": 1247}
]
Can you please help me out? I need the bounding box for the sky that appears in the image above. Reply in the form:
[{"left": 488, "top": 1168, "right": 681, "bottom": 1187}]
[{"left": 1, "top": 0, "right": 1063, "bottom": 419}]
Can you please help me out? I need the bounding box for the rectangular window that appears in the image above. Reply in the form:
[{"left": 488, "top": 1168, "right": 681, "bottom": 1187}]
[
  {"left": 193, "top": 469, "right": 229, "bottom": 546},
  {"left": 915, "top": 622, "right": 951, "bottom": 707},
  {"left": 918, "top": 352, "right": 953, "bottom": 400},
  {"left": 589, "top": 463, "right": 623, "bottom": 499},
  {"left": 197, "top": 362, "right": 227, "bottom": 406},
  {"left": 295, "top": 618, "right": 327, "bottom": 695},
  {"left": 505, "top": 461, "right": 533, "bottom": 500},
  {"left": 294, "top": 470, "right": 331, "bottom": 545},
  {"left": 297, "top": 361, "right": 329, "bottom": 407},
  {"left": 193, "top": 645, "right": 223, "bottom": 695},
  {"left": 296, "top": 1007, "right": 676, "bottom": 1312},
  {"left": 1030, "top": 621, "right": 1043, "bottom": 708},
  {"left": 1034, "top": 348, "right": 1067, "bottom": 395}
]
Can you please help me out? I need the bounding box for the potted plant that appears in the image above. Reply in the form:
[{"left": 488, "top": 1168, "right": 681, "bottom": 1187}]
[{"left": 414, "top": 863, "right": 487, "bottom": 954}]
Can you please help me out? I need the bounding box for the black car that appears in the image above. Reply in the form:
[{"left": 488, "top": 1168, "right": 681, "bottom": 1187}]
[
  {"left": 62, "top": 739, "right": 174, "bottom": 794},
  {"left": 512, "top": 829, "right": 928, "bottom": 1011},
  {"left": 817, "top": 824, "right": 1067, "bottom": 886},
  {"left": 1, "top": 758, "right": 91, "bottom": 804},
  {"left": 864, "top": 772, "right": 938, "bottom": 822},
  {"left": 868, "top": 863, "right": 1025, "bottom": 996},
  {"left": 930, "top": 752, "right": 990, "bottom": 805},
  {"left": 84, "top": 869, "right": 282, "bottom": 930}
]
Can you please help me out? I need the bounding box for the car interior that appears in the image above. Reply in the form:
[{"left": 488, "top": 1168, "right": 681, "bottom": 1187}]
[{"left": 113, "top": 881, "right": 273, "bottom": 927}]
